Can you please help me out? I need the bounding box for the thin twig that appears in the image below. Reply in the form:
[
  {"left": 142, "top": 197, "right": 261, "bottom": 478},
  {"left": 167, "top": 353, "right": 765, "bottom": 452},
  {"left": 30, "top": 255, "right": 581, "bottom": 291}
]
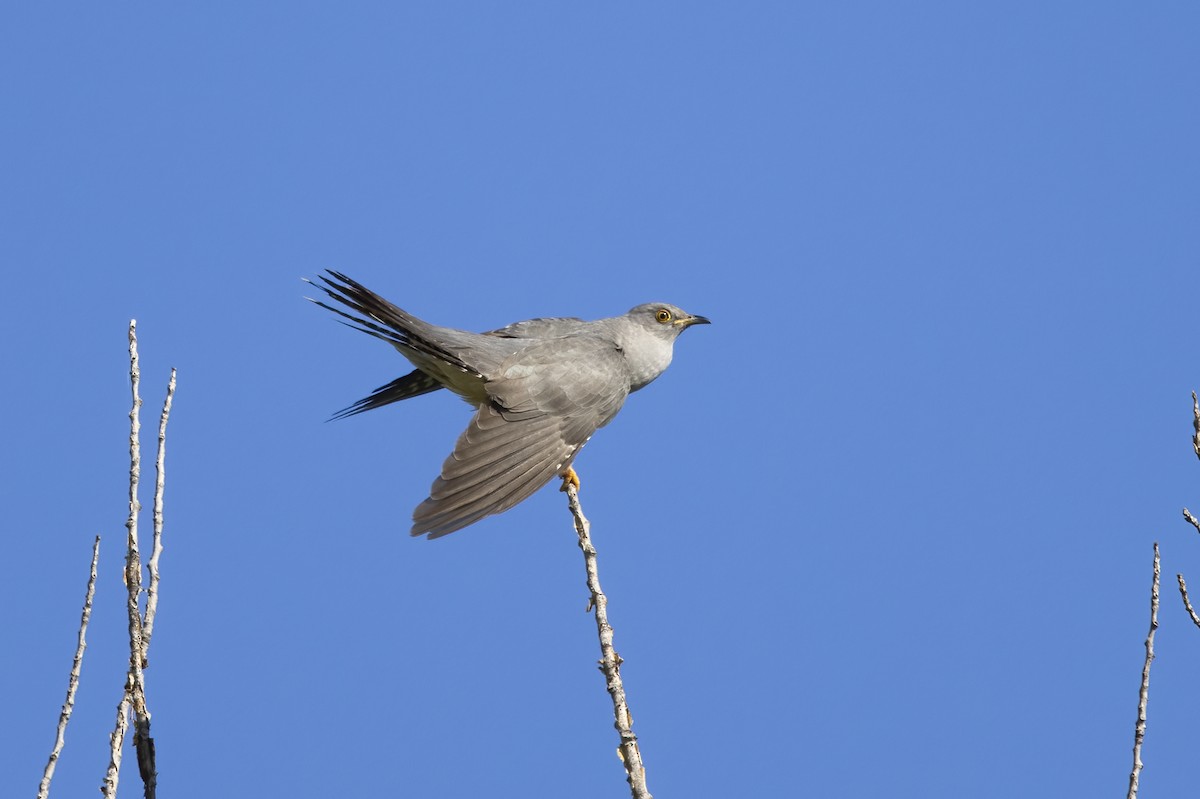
[
  {"left": 1128, "top": 542, "right": 1159, "bottom": 799},
  {"left": 37, "top": 536, "right": 101, "bottom": 799},
  {"left": 1176, "top": 574, "right": 1200, "bottom": 629},
  {"left": 1183, "top": 507, "right": 1200, "bottom": 536},
  {"left": 1178, "top": 393, "right": 1200, "bottom": 633},
  {"left": 561, "top": 480, "right": 651, "bottom": 799},
  {"left": 141, "top": 368, "right": 175, "bottom": 659},
  {"left": 1191, "top": 391, "right": 1200, "bottom": 460},
  {"left": 103, "top": 688, "right": 132, "bottom": 798}
]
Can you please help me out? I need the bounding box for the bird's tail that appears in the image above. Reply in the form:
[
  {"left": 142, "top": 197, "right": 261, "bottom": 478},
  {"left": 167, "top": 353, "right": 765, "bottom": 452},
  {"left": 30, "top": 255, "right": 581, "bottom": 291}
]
[
  {"left": 305, "top": 270, "right": 477, "bottom": 375},
  {"left": 329, "top": 370, "right": 443, "bottom": 420}
]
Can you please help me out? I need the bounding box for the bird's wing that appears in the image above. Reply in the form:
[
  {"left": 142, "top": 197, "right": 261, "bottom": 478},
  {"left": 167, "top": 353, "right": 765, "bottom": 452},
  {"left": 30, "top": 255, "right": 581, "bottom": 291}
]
[
  {"left": 412, "top": 336, "right": 630, "bottom": 538},
  {"left": 485, "top": 317, "right": 586, "bottom": 338}
]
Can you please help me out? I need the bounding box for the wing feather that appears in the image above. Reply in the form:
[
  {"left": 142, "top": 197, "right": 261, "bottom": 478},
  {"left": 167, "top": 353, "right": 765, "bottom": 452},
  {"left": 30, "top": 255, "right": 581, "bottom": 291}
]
[
  {"left": 411, "top": 337, "right": 632, "bottom": 538},
  {"left": 412, "top": 406, "right": 577, "bottom": 538}
]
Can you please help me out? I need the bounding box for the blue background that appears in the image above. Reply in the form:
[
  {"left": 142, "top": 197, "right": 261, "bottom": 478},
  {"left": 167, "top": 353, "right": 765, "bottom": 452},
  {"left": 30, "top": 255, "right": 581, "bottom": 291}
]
[{"left": 4, "top": 3, "right": 1199, "bottom": 796}]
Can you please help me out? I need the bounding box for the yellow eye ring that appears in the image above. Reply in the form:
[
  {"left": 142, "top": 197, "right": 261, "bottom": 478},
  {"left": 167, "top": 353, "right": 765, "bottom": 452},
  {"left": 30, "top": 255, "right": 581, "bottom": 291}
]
[{"left": 655, "top": 309, "right": 672, "bottom": 324}]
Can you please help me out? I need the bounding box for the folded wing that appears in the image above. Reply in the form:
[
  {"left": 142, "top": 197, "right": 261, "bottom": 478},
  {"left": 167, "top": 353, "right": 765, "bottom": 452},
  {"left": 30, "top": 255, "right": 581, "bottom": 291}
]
[{"left": 412, "top": 336, "right": 630, "bottom": 538}]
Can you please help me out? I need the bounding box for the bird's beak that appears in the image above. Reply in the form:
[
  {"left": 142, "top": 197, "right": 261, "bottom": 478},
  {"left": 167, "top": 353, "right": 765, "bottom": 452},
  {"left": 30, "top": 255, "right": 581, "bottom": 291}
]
[{"left": 678, "top": 314, "right": 711, "bottom": 329}]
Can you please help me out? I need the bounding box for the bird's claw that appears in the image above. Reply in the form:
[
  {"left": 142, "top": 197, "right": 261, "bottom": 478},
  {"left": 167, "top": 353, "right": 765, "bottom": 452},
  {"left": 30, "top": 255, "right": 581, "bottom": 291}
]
[{"left": 559, "top": 467, "right": 581, "bottom": 492}]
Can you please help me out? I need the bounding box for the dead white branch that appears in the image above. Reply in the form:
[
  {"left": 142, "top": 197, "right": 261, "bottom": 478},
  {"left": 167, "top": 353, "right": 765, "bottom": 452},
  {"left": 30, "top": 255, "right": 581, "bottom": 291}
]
[
  {"left": 1127, "top": 542, "right": 1159, "bottom": 799},
  {"left": 1176, "top": 574, "right": 1200, "bottom": 629},
  {"left": 102, "top": 321, "right": 171, "bottom": 799},
  {"left": 37, "top": 535, "right": 101, "bottom": 799},
  {"left": 561, "top": 479, "right": 651, "bottom": 799},
  {"left": 142, "top": 368, "right": 175, "bottom": 659}
]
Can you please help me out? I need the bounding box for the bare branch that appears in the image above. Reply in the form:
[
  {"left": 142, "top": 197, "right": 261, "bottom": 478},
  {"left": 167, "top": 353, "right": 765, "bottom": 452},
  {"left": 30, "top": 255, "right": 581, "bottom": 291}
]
[
  {"left": 37, "top": 536, "right": 101, "bottom": 799},
  {"left": 1192, "top": 391, "right": 1200, "bottom": 460},
  {"left": 104, "top": 321, "right": 159, "bottom": 799},
  {"left": 1176, "top": 574, "right": 1200, "bottom": 629},
  {"left": 103, "top": 686, "right": 131, "bottom": 798},
  {"left": 561, "top": 478, "right": 651, "bottom": 799},
  {"left": 124, "top": 320, "right": 145, "bottom": 669},
  {"left": 142, "top": 368, "right": 176, "bottom": 658},
  {"left": 130, "top": 368, "right": 173, "bottom": 799},
  {"left": 1128, "top": 542, "right": 1160, "bottom": 799},
  {"left": 1183, "top": 507, "right": 1200, "bottom": 536}
]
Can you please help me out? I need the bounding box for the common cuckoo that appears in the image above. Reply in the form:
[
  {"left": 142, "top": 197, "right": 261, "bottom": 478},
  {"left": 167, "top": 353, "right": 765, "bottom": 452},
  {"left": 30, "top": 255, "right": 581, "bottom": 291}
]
[{"left": 310, "top": 271, "right": 709, "bottom": 539}]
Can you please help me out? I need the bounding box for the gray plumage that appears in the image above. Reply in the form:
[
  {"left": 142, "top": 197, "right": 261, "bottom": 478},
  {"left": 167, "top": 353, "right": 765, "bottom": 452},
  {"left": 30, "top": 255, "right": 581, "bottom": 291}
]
[{"left": 309, "top": 270, "right": 709, "bottom": 539}]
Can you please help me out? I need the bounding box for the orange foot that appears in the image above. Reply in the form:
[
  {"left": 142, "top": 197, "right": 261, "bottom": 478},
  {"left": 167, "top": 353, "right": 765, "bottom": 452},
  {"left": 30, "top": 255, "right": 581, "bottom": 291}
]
[{"left": 559, "top": 466, "right": 581, "bottom": 492}]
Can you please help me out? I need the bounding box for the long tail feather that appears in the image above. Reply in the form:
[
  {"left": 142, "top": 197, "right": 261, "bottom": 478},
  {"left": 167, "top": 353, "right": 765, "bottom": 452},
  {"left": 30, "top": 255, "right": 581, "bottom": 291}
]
[{"left": 329, "top": 369, "right": 444, "bottom": 420}]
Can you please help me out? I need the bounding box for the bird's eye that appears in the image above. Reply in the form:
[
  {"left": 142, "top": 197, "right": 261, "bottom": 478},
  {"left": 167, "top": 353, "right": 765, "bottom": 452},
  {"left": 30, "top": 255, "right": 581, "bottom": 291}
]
[{"left": 655, "top": 309, "right": 672, "bottom": 324}]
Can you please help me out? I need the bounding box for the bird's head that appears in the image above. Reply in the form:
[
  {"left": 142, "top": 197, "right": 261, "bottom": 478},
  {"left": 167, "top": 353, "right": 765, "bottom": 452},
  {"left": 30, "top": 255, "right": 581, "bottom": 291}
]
[{"left": 627, "top": 303, "right": 711, "bottom": 341}]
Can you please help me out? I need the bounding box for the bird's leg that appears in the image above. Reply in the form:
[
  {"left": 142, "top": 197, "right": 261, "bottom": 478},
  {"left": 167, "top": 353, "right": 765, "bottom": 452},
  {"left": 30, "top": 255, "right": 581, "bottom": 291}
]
[{"left": 559, "top": 466, "right": 581, "bottom": 492}]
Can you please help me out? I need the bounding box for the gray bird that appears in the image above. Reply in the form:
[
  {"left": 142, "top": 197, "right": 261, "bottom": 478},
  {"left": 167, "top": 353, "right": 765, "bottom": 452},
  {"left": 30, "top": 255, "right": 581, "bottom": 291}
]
[{"left": 309, "top": 270, "right": 709, "bottom": 539}]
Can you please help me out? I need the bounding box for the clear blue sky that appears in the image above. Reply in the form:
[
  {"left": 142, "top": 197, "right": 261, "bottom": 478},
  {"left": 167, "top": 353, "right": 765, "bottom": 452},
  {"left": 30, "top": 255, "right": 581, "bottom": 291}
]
[{"left": 4, "top": 3, "right": 1199, "bottom": 796}]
